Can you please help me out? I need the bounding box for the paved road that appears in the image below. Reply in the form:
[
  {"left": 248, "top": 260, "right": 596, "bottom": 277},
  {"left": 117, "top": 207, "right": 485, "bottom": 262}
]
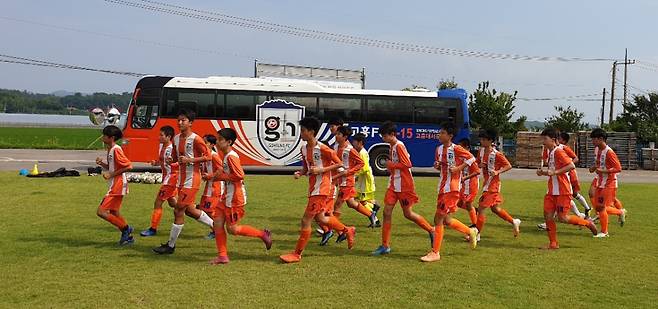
[{"left": 1, "top": 149, "right": 657, "bottom": 183}]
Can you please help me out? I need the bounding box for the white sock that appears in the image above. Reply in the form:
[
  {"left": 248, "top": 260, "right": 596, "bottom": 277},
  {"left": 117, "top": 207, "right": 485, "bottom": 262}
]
[
  {"left": 197, "top": 211, "right": 214, "bottom": 228},
  {"left": 570, "top": 200, "right": 583, "bottom": 217},
  {"left": 575, "top": 193, "right": 591, "bottom": 210},
  {"left": 168, "top": 224, "right": 184, "bottom": 247}
]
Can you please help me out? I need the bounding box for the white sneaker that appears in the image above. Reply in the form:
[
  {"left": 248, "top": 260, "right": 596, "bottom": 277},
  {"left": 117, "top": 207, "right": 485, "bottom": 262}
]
[
  {"left": 619, "top": 209, "right": 627, "bottom": 227},
  {"left": 537, "top": 222, "right": 547, "bottom": 230},
  {"left": 476, "top": 233, "right": 481, "bottom": 242},
  {"left": 593, "top": 232, "right": 609, "bottom": 238},
  {"left": 512, "top": 219, "right": 521, "bottom": 237}
]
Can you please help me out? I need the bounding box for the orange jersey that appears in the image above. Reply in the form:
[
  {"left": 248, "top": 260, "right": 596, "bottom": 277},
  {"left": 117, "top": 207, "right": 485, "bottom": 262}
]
[
  {"left": 435, "top": 143, "right": 476, "bottom": 194},
  {"left": 546, "top": 147, "right": 573, "bottom": 196},
  {"left": 594, "top": 146, "right": 621, "bottom": 188},
  {"left": 219, "top": 150, "right": 247, "bottom": 208},
  {"left": 301, "top": 143, "right": 341, "bottom": 197},
  {"left": 106, "top": 144, "right": 131, "bottom": 196},
  {"left": 461, "top": 160, "right": 480, "bottom": 196},
  {"left": 158, "top": 143, "right": 178, "bottom": 187},
  {"left": 478, "top": 147, "right": 510, "bottom": 193},
  {"left": 202, "top": 150, "right": 224, "bottom": 198},
  {"left": 388, "top": 141, "right": 415, "bottom": 193},
  {"left": 335, "top": 143, "right": 364, "bottom": 188},
  {"left": 173, "top": 133, "right": 210, "bottom": 190}
]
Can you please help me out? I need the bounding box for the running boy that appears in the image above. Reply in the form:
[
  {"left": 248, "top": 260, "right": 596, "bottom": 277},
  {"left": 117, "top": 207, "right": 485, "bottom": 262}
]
[
  {"left": 457, "top": 138, "right": 479, "bottom": 226},
  {"left": 352, "top": 133, "right": 381, "bottom": 226},
  {"left": 199, "top": 134, "right": 223, "bottom": 239}
]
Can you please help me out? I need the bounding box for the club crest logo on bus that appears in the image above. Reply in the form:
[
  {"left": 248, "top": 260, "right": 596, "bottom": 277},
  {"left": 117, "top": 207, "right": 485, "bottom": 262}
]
[{"left": 256, "top": 100, "right": 305, "bottom": 159}]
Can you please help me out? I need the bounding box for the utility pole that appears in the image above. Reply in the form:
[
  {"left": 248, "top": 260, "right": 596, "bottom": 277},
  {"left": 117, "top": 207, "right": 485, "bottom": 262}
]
[
  {"left": 610, "top": 61, "right": 617, "bottom": 124},
  {"left": 623, "top": 48, "right": 636, "bottom": 111},
  {"left": 610, "top": 50, "right": 635, "bottom": 123},
  {"left": 601, "top": 88, "right": 606, "bottom": 127}
]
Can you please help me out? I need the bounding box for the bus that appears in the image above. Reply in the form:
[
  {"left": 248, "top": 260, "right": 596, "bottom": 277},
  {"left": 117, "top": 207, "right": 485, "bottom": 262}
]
[{"left": 122, "top": 75, "right": 470, "bottom": 175}]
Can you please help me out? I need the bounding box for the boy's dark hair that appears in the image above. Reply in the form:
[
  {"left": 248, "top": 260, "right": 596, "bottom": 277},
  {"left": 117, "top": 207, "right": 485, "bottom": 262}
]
[
  {"left": 540, "top": 127, "right": 559, "bottom": 139},
  {"left": 102, "top": 125, "right": 122, "bottom": 140},
  {"left": 203, "top": 134, "right": 217, "bottom": 145},
  {"left": 178, "top": 108, "right": 196, "bottom": 122},
  {"left": 328, "top": 117, "right": 344, "bottom": 126},
  {"left": 379, "top": 121, "right": 397, "bottom": 136},
  {"left": 478, "top": 128, "right": 498, "bottom": 141},
  {"left": 559, "top": 132, "right": 570, "bottom": 143},
  {"left": 590, "top": 128, "right": 607, "bottom": 140},
  {"left": 440, "top": 122, "right": 457, "bottom": 136},
  {"left": 352, "top": 133, "right": 366, "bottom": 144},
  {"left": 336, "top": 125, "right": 352, "bottom": 137},
  {"left": 299, "top": 117, "right": 321, "bottom": 135},
  {"left": 160, "top": 125, "right": 175, "bottom": 139},
  {"left": 217, "top": 128, "right": 237, "bottom": 145},
  {"left": 458, "top": 138, "right": 470, "bottom": 148}
]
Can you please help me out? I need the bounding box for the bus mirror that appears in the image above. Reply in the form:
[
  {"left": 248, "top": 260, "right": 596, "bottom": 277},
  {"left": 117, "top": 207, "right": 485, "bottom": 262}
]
[
  {"left": 89, "top": 107, "right": 106, "bottom": 125},
  {"left": 106, "top": 107, "right": 121, "bottom": 125}
]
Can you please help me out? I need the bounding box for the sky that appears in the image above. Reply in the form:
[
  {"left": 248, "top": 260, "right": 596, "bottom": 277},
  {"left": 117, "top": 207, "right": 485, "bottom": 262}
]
[{"left": 1, "top": 0, "right": 657, "bottom": 124}]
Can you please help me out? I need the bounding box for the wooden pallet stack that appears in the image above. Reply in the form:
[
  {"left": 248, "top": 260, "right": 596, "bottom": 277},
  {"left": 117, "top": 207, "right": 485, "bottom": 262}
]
[
  {"left": 514, "top": 131, "right": 576, "bottom": 168},
  {"left": 642, "top": 148, "right": 658, "bottom": 170},
  {"left": 577, "top": 131, "right": 638, "bottom": 170}
]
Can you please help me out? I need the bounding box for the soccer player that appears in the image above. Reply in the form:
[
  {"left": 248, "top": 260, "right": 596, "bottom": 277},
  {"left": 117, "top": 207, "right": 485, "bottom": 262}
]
[
  {"left": 280, "top": 117, "right": 356, "bottom": 263},
  {"left": 315, "top": 117, "right": 343, "bottom": 243},
  {"left": 536, "top": 128, "right": 598, "bottom": 249},
  {"left": 332, "top": 126, "right": 378, "bottom": 228},
  {"left": 475, "top": 128, "right": 521, "bottom": 241},
  {"left": 208, "top": 128, "right": 272, "bottom": 264},
  {"left": 199, "top": 134, "right": 223, "bottom": 240},
  {"left": 95, "top": 125, "right": 134, "bottom": 245},
  {"left": 457, "top": 138, "right": 479, "bottom": 226},
  {"left": 372, "top": 121, "right": 434, "bottom": 256},
  {"left": 140, "top": 125, "right": 178, "bottom": 237},
  {"left": 351, "top": 133, "right": 381, "bottom": 226},
  {"left": 558, "top": 132, "right": 592, "bottom": 218},
  {"left": 420, "top": 123, "right": 478, "bottom": 262},
  {"left": 589, "top": 128, "right": 626, "bottom": 237},
  {"left": 153, "top": 109, "right": 214, "bottom": 254}
]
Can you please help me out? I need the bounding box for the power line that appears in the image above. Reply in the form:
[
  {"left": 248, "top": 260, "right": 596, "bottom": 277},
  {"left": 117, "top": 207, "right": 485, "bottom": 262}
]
[
  {"left": 0, "top": 53, "right": 146, "bottom": 77},
  {"left": 104, "top": 0, "right": 615, "bottom": 62}
]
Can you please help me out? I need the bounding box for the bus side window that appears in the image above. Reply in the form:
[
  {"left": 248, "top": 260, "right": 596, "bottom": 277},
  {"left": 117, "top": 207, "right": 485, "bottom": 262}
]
[
  {"left": 413, "top": 99, "right": 459, "bottom": 125},
  {"left": 367, "top": 98, "right": 412, "bottom": 123},
  {"left": 225, "top": 93, "right": 266, "bottom": 120},
  {"left": 271, "top": 95, "right": 318, "bottom": 117},
  {"left": 318, "top": 97, "right": 361, "bottom": 121}
]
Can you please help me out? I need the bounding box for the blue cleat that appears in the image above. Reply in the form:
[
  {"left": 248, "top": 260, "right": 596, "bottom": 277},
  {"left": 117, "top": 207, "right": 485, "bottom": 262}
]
[
  {"left": 372, "top": 245, "right": 391, "bottom": 256},
  {"left": 319, "top": 230, "right": 334, "bottom": 246},
  {"left": 336, "top": 231, "right": 347, "bottom": 243},
  {"left": 120, "top": 235, "right": 134, "bottom": 246},
  {"left": 119, "top": 225, "right": 133, "bottom": 245},
  {"left": 206, "top": 231, "right": 215, "bottom": 240},
  {"left": 140, "top": 228, "right": 157, "bottom": 237}
]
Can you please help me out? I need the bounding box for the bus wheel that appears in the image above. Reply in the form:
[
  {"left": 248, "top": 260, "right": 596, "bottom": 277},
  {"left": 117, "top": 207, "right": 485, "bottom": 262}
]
[{"left": 370, "top": 146, "right": 390, "bottom": 176}]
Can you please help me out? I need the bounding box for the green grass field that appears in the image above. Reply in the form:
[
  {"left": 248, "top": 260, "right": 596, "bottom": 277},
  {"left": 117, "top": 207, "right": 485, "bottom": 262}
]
[
  {"left": 0, "top": 172, "right": 656, "bottom": 308},
  {"left": 0, "top": 127, "right": 104, "bottom": 150}
]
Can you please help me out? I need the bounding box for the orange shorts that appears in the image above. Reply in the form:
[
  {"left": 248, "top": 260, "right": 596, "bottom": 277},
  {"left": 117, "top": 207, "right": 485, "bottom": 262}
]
[
  {"left": 306, "top": 195, "right": 329, "bottom": 216},
  {"left": 216, "top": 203, "right": 245, "bottom": 225},
  {"left": 479, "top": 192, "right": 504, "bottom": 208},
  {"left": 337, "top": 186, "right": 357, "bottom": 202},
  {"left": 460, "top": 191, "right": 478, "bottom": 204},
  {"left": 198, "top": 195, "right": 219, "bottom": 215},
  {"left": 384, "top": 189, "right": 419, "bottom": 208},
  {"left": 177, "top": 188, "right": 198, "bottom": 206},
  {"left": 436, "top": 191, "right": 460, "bottom": 215},
  {"left": 568, "top": 170, "right": 580, "bottom": 193},
  {"left": 156, "top": 185, "right": 177, "bottom": 201},
  {"left": 593, "top": 187, "right": 616, "bottom": 209},
  {"left": 99, "top": 195, "right": 123, "bottom": 211},
  {"left": 325, "top": 196, "right": 335, "bottom": 215},
  {"left": 543, "top": 194, "right": 572, "bottom": 215}
]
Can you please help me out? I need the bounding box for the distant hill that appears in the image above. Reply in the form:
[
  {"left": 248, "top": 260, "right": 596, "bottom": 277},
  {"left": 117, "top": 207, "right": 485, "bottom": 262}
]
[{"left": 0, "top": 88, "right": 131, "bottom": 115}]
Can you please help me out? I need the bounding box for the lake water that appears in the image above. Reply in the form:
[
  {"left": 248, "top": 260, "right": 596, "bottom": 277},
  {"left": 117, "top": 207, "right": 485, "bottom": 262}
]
[{"left": 0, "top": 113, "right": 126, "bottom": 128}]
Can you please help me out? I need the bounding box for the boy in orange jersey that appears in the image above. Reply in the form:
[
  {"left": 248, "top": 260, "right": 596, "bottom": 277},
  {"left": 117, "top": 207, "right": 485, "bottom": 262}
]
[
  {"left": 95, "top": 125, "right": 134, "bottom": 245},
  {"left": 536, "top": 128, "right": 598, "bottom": 249},
  {"left": 420, "top": 123, "right": 478, "bottom": 262},
  {"left": 456, "top": 138, "right": 479, "bottom": 226},
  {"left": 372, "top": 121, "right": 434, "bottom": 256},
  {"left": 208, "top": 128, "right": 272, "bottom": 265},
  {"left": 589, "top": 128, "right": 626, "bottom": 237},
  {"left": 474, "top": 128, "right": 521, "bottom": 242},
  {"left": 141, "top": 125, "right": 178, "bottom": 237},
  {"left": 153, "top": 109, "right": 214, "bottom": 255},
  {"left": 559, "top": 132, "right": 592, "bottom": 218},
  {"left": 280, "top": 117, "right": 356, "bottom": 263},
  {"left": 199, "top": 134, "right": 223, "bottom": 240}
]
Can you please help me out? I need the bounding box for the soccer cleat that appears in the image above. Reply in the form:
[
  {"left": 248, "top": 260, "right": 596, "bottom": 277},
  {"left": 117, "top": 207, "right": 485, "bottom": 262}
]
[
  {"left": 539, "top": 243, "right": 560, "bottom": 250},
  {"left": 140, "top": 228, "right": 157, "bottom": 237},
  {"left": 119, "top": 235, "right": 134, "bottom": 246},
  {"left": 537, "top": 222, "right": 547, "bottom": 230},
  {"left": 428, "top": 230, "right": 435, "bottom": 248},
  {"left": 374, "top": 219, "right": 381, "bottom": 228},
  {"left": 119, "top": 225, "right": 134, "bottom": 245},
  {"left": 261, "top": 229, "right": 273, "bottom": 250},
  {"left": 420, "top": 251, "right": 441, "bottom": 262},
  {"left": 320, "top": 230, "right": 334, "bottom": 246},
  {"left": 315, "top": 228, "right": 325, "bottom": 237},
  {"left": 619, "top": 209, "right": 626, "bottom": 227},
  {"left": 593, "top": 232, "right": 609, "bottom": 238},
  {"left": 336, "top": 231, "right": 347, "bottom": 243},
  {"left": 468, "top": 227, "right": 478, "bottom": 249},
  {"left": 279, "top": 252, "right": 302, "bottom": 263},
  {"left": 512, "top": 219, "right": 522, "bottom": 237},
  {"left": 372, "top": 245, "right": 391, "bottom": 256},
  {"left": 368, "top": 212, "right": 378, "bottom": 228},
  {"left": 586, "top": 219, "right": 598, "bottom": 235},
  {"left": 591, "top": 215, "right": 600, "bottom": 223},
  {"left": 153, "top": 243, "right": 175, "bottom": 254},
  {"left": 584, "top": 208, "right": 592, "bottom": 219},
  {"left": 210, "top": 255, "right": 230, "bottom": 265},
  {"left": 346, "top": 227, "right": 356, "bottom": 249}
]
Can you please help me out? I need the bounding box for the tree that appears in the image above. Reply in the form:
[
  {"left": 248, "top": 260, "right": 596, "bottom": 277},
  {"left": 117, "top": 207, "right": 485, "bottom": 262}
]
[
  {"left": 437, "top": 78, "right": 458, "bottom": 90},
  {"left": 609, "top": 93, "right": 658, "bottom": 143},
  {"left": 468, "top": 81, "right": 520, "bottom": 137},
  {"left": 544, "top": 105, "right": 587, "bottom": 133},
  {"left": 401, "top": 84, "right": 428, "bottom": 91}
]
